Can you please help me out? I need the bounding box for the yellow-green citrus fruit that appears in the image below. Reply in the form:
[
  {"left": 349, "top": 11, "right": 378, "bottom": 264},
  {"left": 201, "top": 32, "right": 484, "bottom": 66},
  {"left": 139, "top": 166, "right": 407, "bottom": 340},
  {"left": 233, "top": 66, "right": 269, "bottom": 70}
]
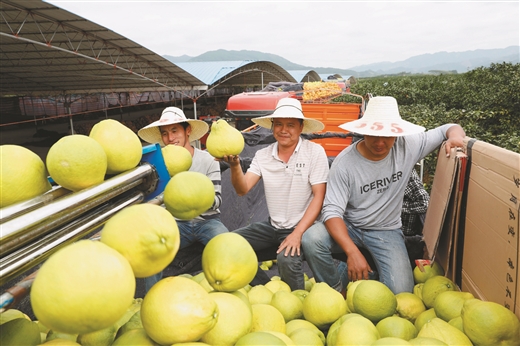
[
  {"left": 235, "top": 331, "right": 286, "bottom": 346},
  {"left": 0, "top": 145, "right": 51, "bottom": 208},
  {"left": 111, "top": 328, "right": 156, "bottom": 346},
  {"left": 263, "top": 331, "right": 295, "bottom": 346},
  {"left": 291, "top": 289, "right": 309, "bottom": 303},
  {"left": 250, "top": 304, "right": 286, "bottom": 333},
  {"left": 376, "top": 315, "right": 418, "bottom": 340},
  {"left": 161, "top": 144, "right": 192, "bottom": 176},
  {"left": 372, "top": 337, "right": 412, "bottom": 345},
  {"left": 201, "top": 292, "right": 252, "bottom": 345},
  {"left": 413, "top": 283, "right": 424, "bottom": 300},
  {"left": 46, "top": 135, "right": 107, "bottom": 191},
  {"left": 115, "top": 310, "right": 143, "bottom": 339},
  {"left": 302, "top": 282, "right": 347, "bottom": 329},
  {"left": 288, "top": 327, "right": 324, "bottom": 346},
  {"left": 31, "top": 240, "right": 135, "bottom": 335},
  {"left": 413, "top": 261, "right": 445, "bottom": 284},
  {"left": 433, "top": 290, "right": 474, "bottom": 322},
  {"left": 45, "top": 330, "right": 77, "bottom": 343},
  {"left": 40, "top": 339, "right": 82, "bottom": 345},
  {"left": 409, "top": 336, "right": 448, "bottom": 345},
  {"left": 448, "top": 316, "right": 464, "bottom": 332},
  {"left": 206, "top": 119, "right": 244, "bottom": 158},
  {"left": 265, "top": 279, "right": 291, "bottom": 294},
  {"left": 352, "top": 280, "right": 397, "bottom": 324},
  {"left": 421, "top": 276, "right": 457, "bottom": 309},
  {"left": 395, "top": 291, "right": 427, "bottom": 324},
  {"left": 335, "top": 314, "right": 380, "bottom": 346},
  {"left": 270, "top": 290, "right": 304, "bottom": 322},
  {"left": 0, "top": 318, "right": 41, "bottom": 346},
  {"left": 0, "top": 308, "right": 31, "bottom": 325},
  {"left": 414, "top": 308, "right": 437, "bottom": 332},
  {"left": 89, "top": 119, "right": 142, "bottom": 174},
  {"left": 248, "top": 285, "right": 274, "bottom": 305},
  {"left": 461, "top": 298, "right": 520, "bottom": 345},
  {"left": 100, "top": 203, "right": 180, "bottom": 278},
  {"left": 417, "top": 317, "right": 472, "bottom": 345},
  {"left": 140, "top": 276, "right": 218, "bottom": 345},
  {"left": 285, "top": 319, "right": 325, "bottom": 345},
  {"left": 326, "top": 314, "right": 358, "bottom": 346},
  {"left": 163, "top": 171, "right": 215, "bottom": 219},
  {"left": 202, "top": 232, "right": 258, "bottom": 292},
  {"left": 346, "top": 279, "right": 364, "bottom": 313}
]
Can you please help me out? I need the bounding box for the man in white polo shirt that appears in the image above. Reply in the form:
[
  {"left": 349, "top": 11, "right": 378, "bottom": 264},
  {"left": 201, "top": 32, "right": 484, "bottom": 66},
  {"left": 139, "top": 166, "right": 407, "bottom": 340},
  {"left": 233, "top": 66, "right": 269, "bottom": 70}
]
[{"left": 221, "top": 97, "right": 329, "bottom": 291}]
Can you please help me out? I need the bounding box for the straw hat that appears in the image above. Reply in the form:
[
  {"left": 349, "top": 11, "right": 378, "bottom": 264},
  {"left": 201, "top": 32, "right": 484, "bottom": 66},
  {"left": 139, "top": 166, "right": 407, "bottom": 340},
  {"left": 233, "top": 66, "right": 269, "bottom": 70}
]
[
  {"left": 137, "top": 107, "right": 209, "bottom": 144},
  {"left": 339, "top": 96, "right": 425, "bottom": 137},
  {"left": 252, "top": 97, "right": 325, "bottom": 134}
]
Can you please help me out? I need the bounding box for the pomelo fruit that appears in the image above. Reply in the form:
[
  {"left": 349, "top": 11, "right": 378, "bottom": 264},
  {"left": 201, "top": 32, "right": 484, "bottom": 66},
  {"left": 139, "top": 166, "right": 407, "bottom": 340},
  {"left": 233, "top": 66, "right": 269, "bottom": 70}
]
[
  {"left": 288, "top": 327, "right": 324, "bottom": 346},
  {"left": 46, "top": 135, "right": 107, "bottom": 191},
  {"left": 326, "top": 313, "right": 358, "bottom": 346},
  {"left": 265, "top": 279, "right": 291, "bottom": 294},
  {"left": 0, "top": 308, "right": 31, "bottom": 325},
  {"left": 353, "top": 280, "right": 397, "bottom": 324},
  {"left": 235, "top": 331, "right": 286, "bottom": 346},
  {"left": 39, "top": 339, "right": 82, "bottom": 345},
  {"left": 285, "top": 319, "right": 325, "bottom": 344},
  {"left": 292, "top": 289, "right": 309, "bottom": 303},
  {"left": 111, "top": 328, "right": 156, "bottom": 345},
  {"left": 421, "top": 276, "right": 457, "bottom": 309},
  {"left": 202, "top": 232, "right": 258, "bottom": 292},
  {"left": 413, "top": 283, "right": 424, "bottom": 300},
  {"left": 376, "top": 315, "right": 418, "bottom": 340},
  {"left": 395, "top": 291, "right": 427, "bottom": 324},
  {"left": 100, "top": 203, "right": 180, "bottom": 278},
  {"left": 31, "top": 240, "right": 135, "bottom": 335},
  {"left": 417, "top": 317, "right": 472, "bottom": 345},
  {"left": 302, "top": 282, "right": 347, "bottom": 329},
  {"left": 248, "top": 285, "right": 274, "bottom": 305},
  {"left": 335, "top": 314, "right": 380, "bottom": 346},
  {"left": 201, "top": 292, "right": 252, "bottom": 345},
  {"left": 263, "top": 331, "right": 295, "bottom": 346},
  {"left": 115, "top": 310, "right": 143, "bottom": 339},
  {"left": 163, "top": 171, "right": 215, "bottom": 219},
  {"left": 461, "top": 298, "right": 520, "bottom": 345},
  {"left": 270, "top": 290, "right": 304, "bottom": 322},
  {"left": 45, "top": 330, "right": 77, "bottom": 343},
  {"left": 206, "top": 119, "right": 244, "bottom": 158},
  {"left": 89, "top": 119, "right": 142, "bottom": 175},
  {"left": 414, "top": 308, "right": 437, "bottom": 332},
  {"left": 250, "top": 304, "right": 286, "bottom": 333},
  {"left": 433, "top": 290, "right": 474, "bottom": 322},
  {"left": 413, "top": 261, "right": 445, "bottom": 284},
  {"left": 0, "top": 145, "right": 51, "bottom": 208},
  {"left": 161, "top": 144, "right": 192, "bottom": 176},
  {"left": 448, "top": 316, "right": 464, "bottom": 332},
  {"left": 0, "top": 318, "right": 40, "bottom": 346},
  {"left": 409, "top": 336, "right": 448, "bottom": 345},
  {"left": 346, "top": 279, "right": 364, "bottom": 313},
  {"left": 372, "top": 337, "right": 412, "bottom": 345},
  {"left": 140, "top": 276, "right": 218, "bottom": 345}
]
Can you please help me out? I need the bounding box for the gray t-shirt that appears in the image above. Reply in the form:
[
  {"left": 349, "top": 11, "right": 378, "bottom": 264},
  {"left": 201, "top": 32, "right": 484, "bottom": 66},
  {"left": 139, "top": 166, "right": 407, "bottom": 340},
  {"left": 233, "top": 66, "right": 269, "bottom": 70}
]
[{"left": 322, "top": 124, "right": 454, "bottom": 230}]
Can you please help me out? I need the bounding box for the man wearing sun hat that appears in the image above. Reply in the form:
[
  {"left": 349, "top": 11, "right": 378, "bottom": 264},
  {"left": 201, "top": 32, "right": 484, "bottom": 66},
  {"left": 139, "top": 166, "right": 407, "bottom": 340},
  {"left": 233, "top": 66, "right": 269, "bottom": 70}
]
[
  {"left": 221, "top": 97, "right": 330, "bottom": 291},
  {"left": 138, "top": 106, "right": 229, "bottom": 292},
  {"left": 301, "top": 96, "right": 466, "bottom": 295}
]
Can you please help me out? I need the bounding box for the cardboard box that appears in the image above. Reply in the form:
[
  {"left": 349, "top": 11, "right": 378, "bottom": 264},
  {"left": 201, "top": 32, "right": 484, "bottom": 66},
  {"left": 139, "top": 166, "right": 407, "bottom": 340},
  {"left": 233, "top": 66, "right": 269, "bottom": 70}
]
[
  {"left": 422, "top": 138, "right": 520, "bottom": 318},
  {"left": 460, "top": 139, "right": 520, "bottom": 318}
]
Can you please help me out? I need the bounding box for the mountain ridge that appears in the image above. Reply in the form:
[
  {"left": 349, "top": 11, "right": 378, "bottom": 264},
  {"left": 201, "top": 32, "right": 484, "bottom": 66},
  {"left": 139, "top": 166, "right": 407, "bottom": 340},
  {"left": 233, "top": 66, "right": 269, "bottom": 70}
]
[{"left": 164, "top": 46, "right": 519, "bottom": 78}]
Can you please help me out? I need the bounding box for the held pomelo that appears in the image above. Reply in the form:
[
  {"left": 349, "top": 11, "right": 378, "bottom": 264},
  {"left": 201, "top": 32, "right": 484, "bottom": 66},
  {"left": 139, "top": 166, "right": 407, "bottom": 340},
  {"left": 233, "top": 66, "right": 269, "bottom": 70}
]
[
  {"left": 413, "top": 261, "right": 445, "bottom": 284},
  {"left": 206, "top": 119, "right": 244, "bottom": 158},
  {"left": 161, "top": 144, "right": 192, "bottom": 176},
  {"left": 100, "top": 203, "right": 180, "bottom": 278},
  {"left": 0, "top": 145, "right": 52, "bottom": 208},
  {"left": 202, "top": 232, "right": 258, "bottom": 292},
  {"left": 89, "top": 119, "right": 142, "bottom": 175},
  {"left": 140, "top": 276, "right": 218, "bottom": 345},
  {"left": 163, "top": 171, "right": 215, "bottom": 220},
  {"left": 30, "top": 240, "right": 135, "bottom": 335},
  {"left": 46, "top": 135, "right": 107, "bottom": 192}
]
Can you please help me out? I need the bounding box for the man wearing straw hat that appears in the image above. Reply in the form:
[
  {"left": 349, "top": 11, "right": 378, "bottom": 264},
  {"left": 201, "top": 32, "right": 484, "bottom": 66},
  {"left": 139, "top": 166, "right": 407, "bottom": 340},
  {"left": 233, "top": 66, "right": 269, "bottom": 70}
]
[
  {"left": 138, "top": 106, "right": 229, "bottom": 292},
  {"left": 301, "top": 96, "right": 466, "bottom": 294},
  {"left": 222, "top": 97, "right": 329, "bottom": 291}
]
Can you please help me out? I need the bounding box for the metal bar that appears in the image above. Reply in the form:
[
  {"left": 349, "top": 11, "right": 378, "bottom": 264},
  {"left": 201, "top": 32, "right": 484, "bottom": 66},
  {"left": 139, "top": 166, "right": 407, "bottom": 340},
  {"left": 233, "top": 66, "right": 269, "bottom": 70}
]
[
  {"left": 0, "top": 163, "right": 155, "bottom": 257},
  {"left": 0, "top": 190, "right": 144, "bottom": 289}
]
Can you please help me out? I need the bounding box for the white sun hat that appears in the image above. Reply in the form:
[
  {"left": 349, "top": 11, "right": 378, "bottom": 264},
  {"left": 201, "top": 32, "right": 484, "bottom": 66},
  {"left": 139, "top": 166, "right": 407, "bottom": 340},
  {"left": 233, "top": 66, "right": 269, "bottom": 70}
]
[
  {"left": 339, "top": 96, "right": 425, "bottom": 137},
  {"left": 252, "top": 97, "right": 325, "bottom": 134},
  {"left": 137, "top": 107, "right": 209, "bottom": 145}
]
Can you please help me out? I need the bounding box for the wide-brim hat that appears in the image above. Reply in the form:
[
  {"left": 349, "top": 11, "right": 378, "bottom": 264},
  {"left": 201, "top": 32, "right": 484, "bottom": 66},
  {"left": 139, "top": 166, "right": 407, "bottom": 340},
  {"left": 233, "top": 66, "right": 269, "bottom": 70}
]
[
  {"left": 339, "top": 96, "right": 425, "bottom": 137},
  {"left": 138, "top": 107, "right": 209, "bottom": 144},
  {"left": 252, "top": 97, "right": 325, "bottom": 134}
]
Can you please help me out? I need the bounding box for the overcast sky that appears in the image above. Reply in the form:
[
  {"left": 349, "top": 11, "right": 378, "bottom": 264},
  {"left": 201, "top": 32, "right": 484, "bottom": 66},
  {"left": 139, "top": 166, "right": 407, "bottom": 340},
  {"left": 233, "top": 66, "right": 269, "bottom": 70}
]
[{"left": 46, "top": 0, "right": 519, "bottom": 69}]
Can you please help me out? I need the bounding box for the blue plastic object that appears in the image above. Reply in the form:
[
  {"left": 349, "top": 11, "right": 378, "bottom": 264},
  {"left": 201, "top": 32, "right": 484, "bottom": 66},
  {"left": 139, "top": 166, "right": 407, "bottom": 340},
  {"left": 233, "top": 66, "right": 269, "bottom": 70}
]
[{"left": 140, "top": 143, "right": 170, "bottom": 201}]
